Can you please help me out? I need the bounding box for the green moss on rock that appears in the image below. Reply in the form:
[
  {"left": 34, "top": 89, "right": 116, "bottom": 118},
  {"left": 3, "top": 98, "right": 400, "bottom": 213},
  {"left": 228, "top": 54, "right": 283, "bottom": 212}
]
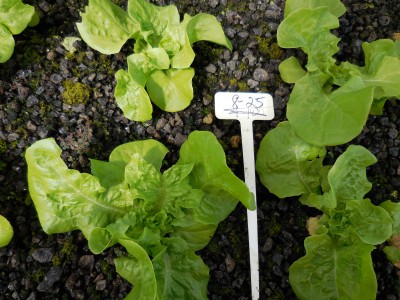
[{"left": 62, "top": 80, "right": 90, "bottom": 105}]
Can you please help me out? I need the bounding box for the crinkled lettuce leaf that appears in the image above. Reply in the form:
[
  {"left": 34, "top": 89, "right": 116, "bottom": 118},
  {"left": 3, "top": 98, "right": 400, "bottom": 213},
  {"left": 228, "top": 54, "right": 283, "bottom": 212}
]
[
  {"left": 283, "top": 0, "right": 346, "bottom": 19},
  {"left": 300, "top": 145, "right": 377, "bottom": 210},
  {"left": 278, "top": 7, "right": 340, "bottom": 72},
  {"left": 290, "top": 232, "right": 377, "bottom": 300},
  {"left": 76, "top": 0, "right": 139, "bottom": 54},
  {"left": 25, "top": 138, "right": 130, "bottom": 238},
  {"left": 347, "top": 199, "right": 392, "bottom": 245},
  {"left": 0, "top": 0, "right": 36, "bottom": 34}
]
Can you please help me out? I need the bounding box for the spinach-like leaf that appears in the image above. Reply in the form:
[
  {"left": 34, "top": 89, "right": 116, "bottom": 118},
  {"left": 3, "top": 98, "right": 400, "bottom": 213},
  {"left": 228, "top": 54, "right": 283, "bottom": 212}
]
[
  {"left": 287, "top": 73, "right": 374, "bottom": 146},
  {"left": 255, "top": 121, "right": 326, "bottom": 198}
]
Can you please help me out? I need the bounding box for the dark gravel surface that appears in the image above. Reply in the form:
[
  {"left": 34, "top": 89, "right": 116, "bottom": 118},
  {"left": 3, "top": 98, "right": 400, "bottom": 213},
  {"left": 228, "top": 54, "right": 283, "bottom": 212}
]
[{"left": 0, "top": 0, "right": 399, "bottom": 299}]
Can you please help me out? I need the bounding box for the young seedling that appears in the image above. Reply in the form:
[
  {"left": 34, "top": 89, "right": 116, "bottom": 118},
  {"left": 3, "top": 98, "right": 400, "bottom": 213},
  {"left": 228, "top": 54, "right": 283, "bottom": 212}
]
[{"left": 215, "top": 92, "right": 274, "bottom": 300}]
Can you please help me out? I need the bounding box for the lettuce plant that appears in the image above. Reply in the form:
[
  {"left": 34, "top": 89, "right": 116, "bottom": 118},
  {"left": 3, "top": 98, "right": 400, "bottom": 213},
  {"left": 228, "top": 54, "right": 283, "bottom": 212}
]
[
  {"left": 256, "top": 1, "right": 400, "bottom": 298},
  {"left": 77, "top": 0, "right": 232, "bottom": 121},
  {"left": 0, "top": 214, "right": 13, "bottom": 247},
  {"left": 26, "top": 131, "right": 254, "bottom": 299},
  {"left": 256, "top": 123, "right": 399, "bottom": 299},
  {"left": 0, "top": 0, "right": 39, "bottom": 63},
  {"left": 277, "top": 0, "right": 400, "bottom": 146}
]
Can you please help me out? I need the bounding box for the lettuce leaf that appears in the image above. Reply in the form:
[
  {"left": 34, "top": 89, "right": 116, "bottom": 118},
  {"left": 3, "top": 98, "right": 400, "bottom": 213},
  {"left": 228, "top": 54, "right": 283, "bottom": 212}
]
[
  {"left": 76, "top": 0, "right": 139, "bottom": 54},
  {"left": 0, "top": 215, "right": 13, "bottom": 248},
  {"left": 255, "top": 121, "right": 326, "bottom": 198},
  {"left": 283, "top": 0, "right": 346, "bottom": 19},
  {"left": 287, "top": 73, "right": 374, "bottom": 146},
  {"left": 0, "top": 0, "right": 37, "bottom": 63},
  {"left": 290, "top": 232, "right": 377, "bottom": 300},
  {"left": 278, "top": 7, "right": 340, "bottom": 72}
]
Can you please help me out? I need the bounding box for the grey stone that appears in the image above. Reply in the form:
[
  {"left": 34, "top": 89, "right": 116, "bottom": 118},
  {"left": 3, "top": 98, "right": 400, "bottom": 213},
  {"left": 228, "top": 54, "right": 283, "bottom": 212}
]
[
  {"left": 253, "top": 68, "right": 270, "bottom": 82},
  {"left": 32, "top": 248, "right": 53, "bottom": 263}
]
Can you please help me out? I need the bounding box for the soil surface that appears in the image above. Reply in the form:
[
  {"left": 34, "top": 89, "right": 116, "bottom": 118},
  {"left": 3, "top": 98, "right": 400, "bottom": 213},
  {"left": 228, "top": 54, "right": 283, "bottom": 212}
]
[{"left": 0, "top": 0, "right": 399, "bottom": 299}]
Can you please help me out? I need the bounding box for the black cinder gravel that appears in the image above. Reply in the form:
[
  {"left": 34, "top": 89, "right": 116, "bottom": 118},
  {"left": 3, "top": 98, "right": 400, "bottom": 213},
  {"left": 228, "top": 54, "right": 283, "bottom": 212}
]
[{"left": 0, "top": 0, "right": 399, "bottom": 299}]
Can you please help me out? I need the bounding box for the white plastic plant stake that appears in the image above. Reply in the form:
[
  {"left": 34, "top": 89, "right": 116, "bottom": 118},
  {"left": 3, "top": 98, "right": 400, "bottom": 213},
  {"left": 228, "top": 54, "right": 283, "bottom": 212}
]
[{"left": 215, "top": 92, "right": 274, "bottom": 300}]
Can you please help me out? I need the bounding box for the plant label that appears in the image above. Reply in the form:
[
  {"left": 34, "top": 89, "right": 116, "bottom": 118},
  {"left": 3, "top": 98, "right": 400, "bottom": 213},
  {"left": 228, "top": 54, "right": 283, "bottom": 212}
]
[
  {"left": 215, "top": 92, "right": 274, "bottom": 121},
  {"left": 215, "top": 92, "right": 274, "bottom": 300}
]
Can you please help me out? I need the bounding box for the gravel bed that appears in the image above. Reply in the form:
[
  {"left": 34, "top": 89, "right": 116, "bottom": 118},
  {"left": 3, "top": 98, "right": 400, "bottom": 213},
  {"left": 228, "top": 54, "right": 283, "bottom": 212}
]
[{"left": 0, "top": 0, "right": 399, "bottom": 299}]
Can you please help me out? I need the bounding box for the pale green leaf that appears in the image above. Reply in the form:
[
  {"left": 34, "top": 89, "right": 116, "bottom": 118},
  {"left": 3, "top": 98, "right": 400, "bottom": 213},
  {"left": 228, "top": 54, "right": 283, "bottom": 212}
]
[
  {"left": 290, "top": 233, "right": 377, "bottom": 300},
  {"left": 278, "top": 56, "right": 307, "bottom": 83},
  {"left": 146, "top": 68, "right": 194, "bottom": 112},
  {"left": 0, "top": 24, "right": 14, "bottom": 63},
  {"left": 0, "top": 215, "right": 13, "bottom": 248},
  {"left": 277, "top": 7, "right": 340, "bottom": 71},
  {"left": 146, "top": 48, "right": 170, "bottom": 69},
  {"left": 127, "top": 53, "right": 157, "bottom": 86},
  {"left": 116, "top": 239, "right": 158, "bottom": 300},
  {"left": 327, "top": 145, "right": 376, "bottom": 203},
  {"left": 127, "top": 0, "right": 180, "bottom": 46},
  {"left": 383, "top": 246, "right": 400, "bottom": 266},
  {"left": 170, "top": 223, "right": 217, "bottom": 251},
  {"left": 347, "top": 199, "right": 393, "bottom": 245},
  {"left": 77, "top": 0, "right": 139, "bottom": 54},
  {"left": 256, "top": 121, "right": 326, "bottom": 198},
  {"left": 185, "top": 13, "right": 232, "bottom": 51},
  {"left": 25, "top": 138, "right": 127, "bottom": 237},
  {"left": 287, "top": 73, "right": 374, "bottom": 146},
  {"left": 109, "top": 139, "right": 168, "bottom": 171},
  {"left": 170, "top": 31, "right": 195, "bottom": 69},
  {"left": 177, "top": 131, "right": 255, "bottom": 214},
  {"left": 380, "top": 200, "right": 400, "bottom": 235},
  {"left": 284, "top": 0, "right": 346, "bottom": 19},
  {"left": 0, "top": 0, "right": 35, "bottom": 34},
  {"left": 153, "top": 243, "right": 209, "bottom": 300},
  {"left": 362, "top": 56, "right": 400, "bottom": 98},
  {"left": 61, "top": 36, "right": 81, "bottom": 53},
  {"left": 115, "top": 69, "right": 153, "bottom": 121},
  {"left": 124, "top": 155, "right": 203, "bottom": 224}
]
